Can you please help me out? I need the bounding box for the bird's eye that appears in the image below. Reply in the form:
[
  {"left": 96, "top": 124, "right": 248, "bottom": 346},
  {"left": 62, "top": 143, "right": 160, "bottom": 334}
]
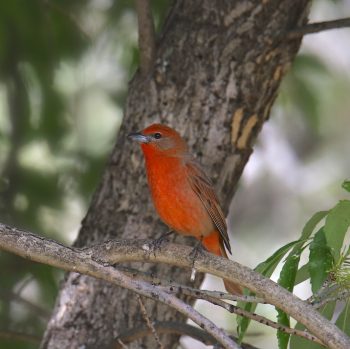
[{"left": 154, "top": 132, "right": 162, "bottom": 139}]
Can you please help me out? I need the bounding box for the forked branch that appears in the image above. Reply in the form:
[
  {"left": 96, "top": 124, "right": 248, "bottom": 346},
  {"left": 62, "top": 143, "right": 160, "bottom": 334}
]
[{"left": 1, "top": 223, "right": 350, "bottom": 349}]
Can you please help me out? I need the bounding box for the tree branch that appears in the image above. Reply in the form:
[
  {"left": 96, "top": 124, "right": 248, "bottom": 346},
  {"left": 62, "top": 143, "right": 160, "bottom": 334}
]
[
  {"left": 135, "top": 0, "right": 156, "bottom": 75},
  {"left": 116, "top": 265, "right": 267, "bottom": 304},
  {"left": 312, "top": 289, "right": 350, "bottom": 310},
  {"left": 200, "top": 294, "right": 324, "bottom": 346},
  {"left": 0, "top": 223, "right": 239, "bottom": 349},
  {"left": 137, "top": 295, "right": 165, "bottom": 349},
  {"left": 288, "top": 17, "right": 350, "bottom": 38},
  {"left": 89, "top": 239, "right": 350, "bottom": 349},
  {"left": 113, "top": 321, "right": 261, "bottom": 349},
  {"left": 1, "top": 222, "right": 350, "bottom": 349},
  {"left": 116, "top": 267, "right": 323, "bottom": 345}
]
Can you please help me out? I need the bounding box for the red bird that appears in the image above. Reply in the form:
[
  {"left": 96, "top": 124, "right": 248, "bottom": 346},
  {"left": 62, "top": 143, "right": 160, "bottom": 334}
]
[{"left": 128, "top": 124, "right": 241, "bottom": 295}]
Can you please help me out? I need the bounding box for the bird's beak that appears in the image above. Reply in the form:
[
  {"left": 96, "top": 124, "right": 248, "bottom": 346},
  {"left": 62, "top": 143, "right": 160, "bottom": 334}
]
[{"left": 127, "top": 132, "right": 152, "bottom": 144}]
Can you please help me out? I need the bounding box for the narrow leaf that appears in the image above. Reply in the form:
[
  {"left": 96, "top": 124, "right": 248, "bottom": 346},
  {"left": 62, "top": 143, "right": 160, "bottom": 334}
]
[
  {"left": 277, "top": 312, "right": 290, "bottom": 349},
  {"left": 276, "top": 244, "right": 304, "bottom": 348},
  {"left": 300, "top": 210, "right": 329, "bottom": 240},
  {"left": 324, "top": 200, "right": 350, "bottom": 260},
  {"left": 295, "top": 263, "right": 309, "bottom": 285},
  {"left": 309, "top": 228, "right": 333, "bottom": 293},
  {"left": 256, "top": 240, "right": 301, "bottom": 276},
  {"left": 238, "top": 212, "right": 328, "bottom": 342}
]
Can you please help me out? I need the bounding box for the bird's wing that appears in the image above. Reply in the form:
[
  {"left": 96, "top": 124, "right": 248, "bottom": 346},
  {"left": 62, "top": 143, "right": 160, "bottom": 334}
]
[{"left": 185, "top": 160, "right": 231, "bottom": 254}]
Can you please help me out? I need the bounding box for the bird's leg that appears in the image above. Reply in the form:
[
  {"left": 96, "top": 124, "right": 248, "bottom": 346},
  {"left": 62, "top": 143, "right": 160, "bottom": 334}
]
[
  {"left": 189, "top": 236, "right": 206, "bottom": 270},
  {"left": 149, "top": 230, "right": 174, "bottom": 254}
]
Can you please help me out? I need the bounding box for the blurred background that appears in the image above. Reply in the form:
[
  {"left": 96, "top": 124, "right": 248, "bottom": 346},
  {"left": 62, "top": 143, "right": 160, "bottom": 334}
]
[{"left": 0, "top": 1, "right": 349, "bottom": 348}]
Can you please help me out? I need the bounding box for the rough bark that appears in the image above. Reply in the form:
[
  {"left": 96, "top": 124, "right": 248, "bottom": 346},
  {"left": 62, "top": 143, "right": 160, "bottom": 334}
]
[{"left": 42, "top": 1, "right": 310, "bottom": 348}]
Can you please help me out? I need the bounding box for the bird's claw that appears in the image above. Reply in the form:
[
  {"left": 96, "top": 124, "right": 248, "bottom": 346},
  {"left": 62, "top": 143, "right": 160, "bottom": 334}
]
[
  {"left": 189, "top": 241, "right": 206, "bottom": 268},
  {"left": 149, "top": 230, "right": 174, "bottom": 256}
]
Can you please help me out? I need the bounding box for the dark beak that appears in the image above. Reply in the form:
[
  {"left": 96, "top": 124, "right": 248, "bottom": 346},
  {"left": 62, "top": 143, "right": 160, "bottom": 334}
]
[{"left": 127, "top": 132, "right": 151, "bottom": 144}]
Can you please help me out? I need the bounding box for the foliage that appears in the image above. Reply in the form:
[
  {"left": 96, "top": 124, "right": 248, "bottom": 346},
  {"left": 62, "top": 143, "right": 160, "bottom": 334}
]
[
  {"left": 238, "top": 183, "right": 350, "bottom": 349},
  {"left": 0, "top": 1, "right": 174, "bottom": 347}
]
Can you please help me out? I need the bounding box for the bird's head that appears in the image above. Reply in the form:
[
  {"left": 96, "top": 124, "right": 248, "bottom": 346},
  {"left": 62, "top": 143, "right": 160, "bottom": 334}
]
[{"left": 128, "top": 124, "right": 188, "bottom": 157}]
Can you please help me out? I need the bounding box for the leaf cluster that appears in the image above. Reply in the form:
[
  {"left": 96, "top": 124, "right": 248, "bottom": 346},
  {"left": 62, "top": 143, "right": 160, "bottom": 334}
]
[{"left": 238, "top": 180, "right": 350, "bottom": 349}]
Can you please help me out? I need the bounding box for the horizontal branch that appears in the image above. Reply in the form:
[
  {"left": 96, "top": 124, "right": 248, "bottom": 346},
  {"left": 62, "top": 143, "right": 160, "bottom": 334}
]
[
  {"left": 115, "top": 266, "right": 315, "bottom": 344},
  {"left": 116, "top": 265, "right": 266, "bottom": 304},
  {"left": 288, "top": 17, "right": 350, "bottom": 38},
  {"left": 0, "top": 223, "right": 238, "bottom": 349},
  {"left": 1, "top": 223, "right": 350, "bottom": 349},
  {"left": 88, "top": 240, "right": 350, "bottom": 349}
]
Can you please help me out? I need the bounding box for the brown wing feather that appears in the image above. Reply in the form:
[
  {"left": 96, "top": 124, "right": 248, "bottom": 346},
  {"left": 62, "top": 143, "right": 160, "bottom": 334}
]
[{"left": 185, "top": 160, "right": 231, "bottom": 254}]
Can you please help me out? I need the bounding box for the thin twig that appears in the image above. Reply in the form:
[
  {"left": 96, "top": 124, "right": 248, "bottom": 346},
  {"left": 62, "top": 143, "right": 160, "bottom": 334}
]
[
  {"left": 121, "top": 266, "right": 333, "bottom": 345},
  {"left": 113, "top": 321, "right": 261, "bottom": 349},
  {"left": 160, "top": 284, "right": 266, "bottom": 304},
  {"left": 90, "top": 239, "right": 350, "bottom": 349},
  {"left": 137, "top": 295, "right": 165, "bottom": 349},
  {"left": 288, "top": 17, "right": 350, "bottom": 38},
  {"left": 117, "top": 265, "right": 266, "bottom": 304},
  {"left": 312, "top": 289, "right": 350, "bottom": 310},
  {"left": 307, "top": 281, "right": 339, "bottom": 306},
  {"left": 135, "top": 0, "right": 156, "bottom": 75},
  {"left": 160, "top": 282, "right": 323, "bottom": 345},
  {"left": 200, "top": 295, "right": 325, "bottom": 347}
]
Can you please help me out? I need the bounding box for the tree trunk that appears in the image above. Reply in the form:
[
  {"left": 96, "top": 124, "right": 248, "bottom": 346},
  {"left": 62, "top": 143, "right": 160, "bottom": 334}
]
[{"left": 42, "top": 1, "right": 310, "bottom": 348}]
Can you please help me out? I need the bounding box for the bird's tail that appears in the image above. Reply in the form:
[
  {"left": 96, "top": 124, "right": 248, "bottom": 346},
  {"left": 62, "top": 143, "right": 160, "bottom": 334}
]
[{"left": 202, "top": 232, "right": 242, "bottom": 295}]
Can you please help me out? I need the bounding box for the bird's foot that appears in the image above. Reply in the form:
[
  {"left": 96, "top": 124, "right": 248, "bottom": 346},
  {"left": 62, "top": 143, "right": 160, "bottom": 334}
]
[
  {"left": 189, "top": 240, "right": 206, "bottom": 268},
  {"left": 149, "top": 230, "right": 174, "bottom": 255}
]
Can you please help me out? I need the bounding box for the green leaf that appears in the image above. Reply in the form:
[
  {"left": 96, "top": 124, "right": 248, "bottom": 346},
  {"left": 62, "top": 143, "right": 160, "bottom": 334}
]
[
  {"left": 342, "top": 179, "right": 350, "bottom": 193},
  {"left": 278, "top": 251, "right": 303, "bottom": 292},
  {"left": 238, "top": 212, "right": 328, "bottom": 343},
  {"left": 295, "top": 263, "right": 310, "bottom": 285},
  {"left": 300, "top": 210, "right": 329, "bottom": 240},
  {"left": 309, "top": 228, "right": 333, "bottom": 293},
  {"left": 276, "top": 242, "right": 305, "bottom": 348},
  {"left": 277, "top": 312, "right": 290, "bottom": 349},
  {"left": 292, "top": 211, "right": 329, "bottom": 286},
  {"left": 255, "top": 240, "right": 301, "bottom": 276},
  {"left": 324, "top": 200, "right": 350, "bottom": 260}
]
